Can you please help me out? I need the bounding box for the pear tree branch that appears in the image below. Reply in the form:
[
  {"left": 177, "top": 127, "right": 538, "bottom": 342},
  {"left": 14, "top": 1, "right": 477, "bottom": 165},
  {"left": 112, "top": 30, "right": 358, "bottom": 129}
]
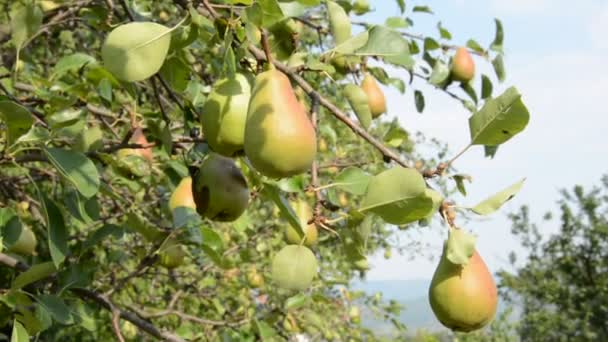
[{"left": 0, "top": 253, "right": 186, "bottom": 342}]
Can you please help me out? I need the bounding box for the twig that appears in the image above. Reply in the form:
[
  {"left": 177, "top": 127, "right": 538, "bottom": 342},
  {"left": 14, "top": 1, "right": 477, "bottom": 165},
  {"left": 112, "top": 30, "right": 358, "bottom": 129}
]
[
  {"left": 309, "top": 94, "right": 323, "bottom": 220},
  {"left": 112, "top": 309, "right": 126, "bottom": 342},
  {"left": 151, "top": 77, "right": 170, "bottom": 124}
]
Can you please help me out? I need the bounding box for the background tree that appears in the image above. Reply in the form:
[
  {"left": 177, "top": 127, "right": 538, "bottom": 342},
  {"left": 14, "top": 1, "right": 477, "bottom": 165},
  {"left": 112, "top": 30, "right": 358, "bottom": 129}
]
[
  {"left": 498, "top": 176, "right": 608, "bottom": 341},
  {"left": 0, "top": 0, "right": 529, "bottom": 340}
]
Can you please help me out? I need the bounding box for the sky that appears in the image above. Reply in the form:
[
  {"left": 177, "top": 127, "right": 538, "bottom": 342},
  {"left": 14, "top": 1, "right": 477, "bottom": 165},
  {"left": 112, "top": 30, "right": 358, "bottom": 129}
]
[{"left": 360, "top": 0, "right": 608, "bottom": 280}]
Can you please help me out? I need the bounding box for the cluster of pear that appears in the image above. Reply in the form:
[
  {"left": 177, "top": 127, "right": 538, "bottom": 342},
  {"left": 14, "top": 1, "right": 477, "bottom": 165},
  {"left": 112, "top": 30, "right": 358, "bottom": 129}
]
[{"left": 428, "top": 241, "right": 498, "bottom": 332}]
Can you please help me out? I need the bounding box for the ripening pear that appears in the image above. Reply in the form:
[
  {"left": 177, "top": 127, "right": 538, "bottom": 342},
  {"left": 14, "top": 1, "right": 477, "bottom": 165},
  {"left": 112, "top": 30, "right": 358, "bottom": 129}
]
[
  {"left": 244, "top": 68, "right": 316, "bottom": 178},
  {"left": 192, "top": 153, "right": 249, "bottom": 221},
  {"left": 201, "top": 73, "right": 252, "bottom": 156},
  {"left": 361, "top": 73, "right": 386, "bottom": 118},
  {"left": 285, "top": 199, "right": 318, "bottom": 247},
  {"left": 429, "top": 247, "right": 498, "bottom": 332},
  {"left": 169, "top": 177, "right": 196, "bottom": 211},
  {"left": 451, "top": 47, "right": 475, "bottom": 83},
  {"left": 117, "top": 128, "right": 154, "bottom": 162},
  {"left": 7, "top": 225, "right": 37, "bottom": 255}
]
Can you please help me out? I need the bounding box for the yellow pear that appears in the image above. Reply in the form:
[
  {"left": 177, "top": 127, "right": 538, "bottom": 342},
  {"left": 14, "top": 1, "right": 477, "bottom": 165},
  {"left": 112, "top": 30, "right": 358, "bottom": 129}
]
[
  {"left": 192, "top": 153, "right": 249, "bottom": 221},
  {"left": 169, "top": 177, "right": 196, "bottom": 211},
  {"left": 429, "top": 247, "right": 498, "bottom": 332},
  {"left": 451, "top": 47, "right": 475, "bottom": 83},
  {"left": 285, "top": 199, "right": 318, "bottom": 247},
  {"left": 361, "top": 73, "right": 386, "bottom": 118},
  {"left": 201, "top": 73, "right": 252, "bottom": 156},
  {"left": 244, "top": 68, "right": 317, "bottom": 178}
]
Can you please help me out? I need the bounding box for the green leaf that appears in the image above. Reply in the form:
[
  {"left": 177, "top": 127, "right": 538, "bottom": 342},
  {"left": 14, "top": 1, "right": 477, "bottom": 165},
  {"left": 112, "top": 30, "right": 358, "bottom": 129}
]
[
  {"left": 484, "top": 145, "right": 499, "bottom": 158},
  {"left": 357, "top": 26, "right": 414, "bottom": 68},
  {"left": 97, "top": 78, "right": 113, "bottom": 102},
  {"left": 429, "top": 61, "right": 449, "bottom": 85},
  {"left": 10, "top": 319, "right": 28, "bottom": 342},
  {"left": 52, "top": 53, "right": 96, "bottom": 80},
  {"left": 414, "top": 90, "right": 425, "bottom": 113},
  {"left": 490, "top": 18, "right": 504, "bottom": 54},
  {"left": 446, "top": 228, "right": 476, "bottom": 265},
  {"left": 343, "top": 84, "right": 372, "bottom": 130},
  {"left": 255, "top": 319, "right": 278, "bottom": 341},
  {"left": 437, "top": 22, "right": 451, "bottom": 40},
  {"left": 492, "top": 54, "right": 506, "bottom": 82},
  {"left": 413, "top": 6, "right": 433, "bottom": 14},
  {"left": 37, "top": 295, "right": 72, "bottom": 324},
  {"left": 452, "top": 174, "right": 472, "bottom": 196},
  {"left": 385, "top": 17, "right": 408, "bottom": 29},
  {"left": 285, "top": 293, "right": 309, "bottom": 310},
  {"left": 469, "top": 87, "right": 530, "bottom": 146},
  {"left": 14, "top": 126, "right": 50, "bottom": 145},
  {"left": 327, "top": 1, "right": 351, "bottom": 45},
  {"left": 466, "top": 39, "right": 485, "bottom": 54},
  {"left": 12, "top": 262, "right": 57, "bottom": 290},
  {"left": 44, "top": 147, "right": 100, "bottom": 198},
  {"left": 330, "top": 167, "right": 371, "bottom": 195},
  {"left": 10, "top": 3, "right": 43, "bottom": 50},
  {"left": 481, "top": 74, "right": 493, "bottom": 99},
  {"left": 383, "top": 125, "right": 409, "bottom": 148},
  {"left": 82, "top": 224, "right": 124, "bottom": 251},
  {"left": 470, "top": 178, "right": 525, "bottom": 215},
  {"left": 246, "top": 0, "right": 284, "bottom": 28},
  {"left": 43, "top": 196, "right": 69, "bottom": 268},
  {"left": 262, "top": 183, "right": 304, "bottom": 237},
  {"left": 396, "top": 0, "right": 405, "bottom": 13},
  {"left": 424, "top": 37, "right": 440, "bottom": 51},
  {"left": 201, "top": 227, "right": 224, "bottom": 251},
  {"left": 101, "top": 22, "right": 172, "bottom": 82},
  {"left": 0, "top": 101, "right": 34, "bottom": 146},
  {"left": 360, "top": 167, "right": 433, "bottom": 225}
]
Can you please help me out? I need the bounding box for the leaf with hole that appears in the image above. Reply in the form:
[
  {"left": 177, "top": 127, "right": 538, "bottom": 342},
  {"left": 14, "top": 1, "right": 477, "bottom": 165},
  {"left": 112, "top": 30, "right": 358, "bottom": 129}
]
[
  {"left": 101, "top": 22, "right": 172, "bottom": 82},
  {"left": 469, "top": 87, "right": 529, "bottom": 146},
  {"left": 470, "top": 178, "right": 525, "bottom": 215}
]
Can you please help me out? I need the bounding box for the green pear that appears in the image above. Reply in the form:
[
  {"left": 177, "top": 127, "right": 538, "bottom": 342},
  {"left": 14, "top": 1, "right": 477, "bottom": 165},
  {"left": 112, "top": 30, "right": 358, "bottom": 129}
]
[
  {"left": 192, "top": 153, "right": 249, "bottom": 221},
  {"left": 201, "top": 73, "right": 252, "bottom": 156},
  {"left": 361, "top": 73, "right": 386, "bottom": 118},
  {"left": 285, "top": 199, "right": 318, "bottom": 247},
  {"left": 428, "top": 247, "right": 498, "bottom": 332},
  {"left": 451, "top": 47, "right": 475, "bottom": 83},
  {"left": 169, "top": 177, "right": 196, "bottom": 211},
  {"left": 244, "top": 68, "right": 317, "bottom": 178}
]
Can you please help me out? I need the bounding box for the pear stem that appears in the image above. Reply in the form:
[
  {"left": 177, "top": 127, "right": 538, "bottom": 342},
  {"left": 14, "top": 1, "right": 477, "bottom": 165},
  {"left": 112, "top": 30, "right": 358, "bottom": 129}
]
[{"left": 260, "top": 30, "right": 275, "bottom": 69}]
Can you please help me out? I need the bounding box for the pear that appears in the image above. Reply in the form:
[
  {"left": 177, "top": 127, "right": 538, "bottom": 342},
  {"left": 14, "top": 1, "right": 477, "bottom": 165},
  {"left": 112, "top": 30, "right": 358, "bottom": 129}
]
[
  {"left": 361, "top": 73, "right": 386, "bottom": 118},
  {"left": 7, "top": 225, "right": 37, "bottom": 255},
  {"left": 117, "top": 128, "right": 154, "bottom": 162},
  {"left": 244, "top": 68, "right": 317, "bottom": 178},
  {"left": 285, "top": 199, "right": 318, "bottom": 247},
  {"left": 169, "top": 177, "right": 196, "bottom": 211},
  {"left": 201, "top": 73, "right": 252, "bottom": 156},
  {"left": 451, "top": 47, "right": 475, "bottom": 83},
  {"left": 428, "top": 247, "right": 498, "bottom": 332},
  {"left": 192, "top": 153, "right": 249, "bottom": 221}
]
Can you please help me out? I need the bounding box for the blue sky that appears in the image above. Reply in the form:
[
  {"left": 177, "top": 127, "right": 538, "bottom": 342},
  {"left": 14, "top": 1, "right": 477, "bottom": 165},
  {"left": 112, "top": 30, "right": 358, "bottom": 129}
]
[{"left": 359, "top": 0, "right": 608, "bottom": 280}]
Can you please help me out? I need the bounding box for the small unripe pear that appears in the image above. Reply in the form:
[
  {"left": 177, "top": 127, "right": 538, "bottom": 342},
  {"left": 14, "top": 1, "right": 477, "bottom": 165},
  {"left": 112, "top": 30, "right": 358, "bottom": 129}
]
[
  {"left": 201, "top": 73, "right": 252, "bottom": 156},
  {"left": 192, "top": 153, "right": 249, "bottom": 221},
  {"left": 451, "top": 47, "right": 475, "bottom": 83},
  {"left": 349, "top": 306, "right": 361, "bottom": 323},
  {"left": 169, "top": 177, "right": 196, "bottom": 211},
  {"left": 360, "top": 74, "right": 386, "bottom": 118},
  {"left": 120, "top": 320, "right": 138, "bottom": 340},
  {"left": 285, "top": 199, "right": 318, "bottom": 247},
  {"left": 429, "top": 247, "right": 498, "bottom": 332},
  {"left": 8, "top": 226, "right": 37, "bottom": 255}
]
